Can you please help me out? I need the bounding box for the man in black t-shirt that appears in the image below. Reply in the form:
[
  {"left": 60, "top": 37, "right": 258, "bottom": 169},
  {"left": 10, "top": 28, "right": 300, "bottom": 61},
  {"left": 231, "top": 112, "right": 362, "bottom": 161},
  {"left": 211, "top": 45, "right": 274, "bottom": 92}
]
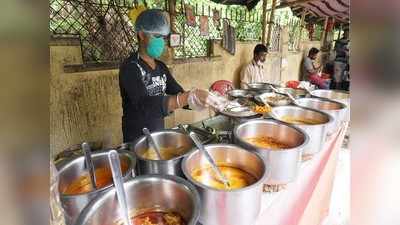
[{"left": 119, "top": 9, "right": 210, "bottom": 142}]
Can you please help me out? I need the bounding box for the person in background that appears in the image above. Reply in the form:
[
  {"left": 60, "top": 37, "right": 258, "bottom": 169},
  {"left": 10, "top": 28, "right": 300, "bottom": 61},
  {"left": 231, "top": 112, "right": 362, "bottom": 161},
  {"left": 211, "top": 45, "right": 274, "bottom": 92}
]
[
  {"left": 119, "top": 9, "right": 211, "bottom": 143},
  {"left": 334, "top": 29, "right": 349, "bottom": 89},
  {"left": 240, "top": 44, "right": 269, "bottom": 89},
  {"left": 302, "top": 47, "right": 330, "bottom": 89}
]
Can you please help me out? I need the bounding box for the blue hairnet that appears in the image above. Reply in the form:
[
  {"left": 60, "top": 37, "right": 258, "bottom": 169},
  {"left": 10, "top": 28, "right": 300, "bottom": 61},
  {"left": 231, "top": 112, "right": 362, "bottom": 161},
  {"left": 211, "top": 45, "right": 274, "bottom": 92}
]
[{"left": 135, "top": 9, "right": 170, "bottom": 36}]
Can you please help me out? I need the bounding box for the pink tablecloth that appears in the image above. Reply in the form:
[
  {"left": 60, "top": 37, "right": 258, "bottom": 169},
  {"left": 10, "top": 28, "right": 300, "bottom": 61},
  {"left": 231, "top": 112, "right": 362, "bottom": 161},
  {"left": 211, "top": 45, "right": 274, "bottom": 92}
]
[{"left": 255, "top": 124, "right": 347, "bottom": 225}]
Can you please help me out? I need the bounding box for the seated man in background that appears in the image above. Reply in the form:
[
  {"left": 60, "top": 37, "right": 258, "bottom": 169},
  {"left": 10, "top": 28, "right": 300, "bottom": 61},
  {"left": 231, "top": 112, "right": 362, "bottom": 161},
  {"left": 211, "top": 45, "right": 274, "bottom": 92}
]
[
  {"left": 240, "top": 44, "right": 268, "bottom": 89},
  {"left": 303, "top": 47, "right": 330, "bottom": 89}
]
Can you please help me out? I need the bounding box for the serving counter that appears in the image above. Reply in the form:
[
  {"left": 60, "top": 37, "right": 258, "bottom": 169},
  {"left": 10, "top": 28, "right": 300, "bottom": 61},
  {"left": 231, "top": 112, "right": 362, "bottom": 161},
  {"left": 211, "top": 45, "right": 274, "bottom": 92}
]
[{"left": 187, "top": 115, "right": 347, "bottom": 225}]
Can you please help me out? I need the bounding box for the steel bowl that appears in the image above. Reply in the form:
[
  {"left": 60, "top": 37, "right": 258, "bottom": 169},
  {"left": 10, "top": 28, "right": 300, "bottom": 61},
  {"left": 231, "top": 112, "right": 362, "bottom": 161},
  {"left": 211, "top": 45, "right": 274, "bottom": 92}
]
[
  {"left": 233, "top": 119, "right": 308, "bottom": 185},
  {"left": 75, "top": 174, "right": 201, "bottom": 225},
  {"left": 182, "top": 144, "right": 268, "bottom": 225},
  {"left": 56, "top": 149, "right": 136, "bottom": 225},
  {"left": 295, "top": 97, "right": 347, "bottom": 133},
  {"left": 310, "top": 89, "right": 350, "bottom": 121},
  {"left": 245, "top": 82, "right": 280, "bottom": 92},
  {"left": 255, "top": 92, "right": 291, "bottom": 106},
  {"left": 270, "top": 106, "right": 333, "bottom": 155},
  {"left": 276, "top": 87, "right": 308, "bottom": 98},
  {"left": 227, "top": 89, "right": 257, "bottom": 100},
  {"left": 132, "top": 129, "right": 194, "bottom": 177}
]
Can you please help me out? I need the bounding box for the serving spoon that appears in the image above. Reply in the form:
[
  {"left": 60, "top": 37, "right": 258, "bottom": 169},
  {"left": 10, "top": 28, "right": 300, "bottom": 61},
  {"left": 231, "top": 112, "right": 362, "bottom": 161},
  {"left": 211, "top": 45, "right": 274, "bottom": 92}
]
[
  {"left": 189, "top": 132, "right": 231, "bottom": 188},
  {"left": 142, "top": 127, "right": 163, "bottom": 160},
  {"left": 82, "top": 142, "right": 97, "bottom": 190},
  {"left": 108, "top": 150, "right": 133, "bottom": 225}
]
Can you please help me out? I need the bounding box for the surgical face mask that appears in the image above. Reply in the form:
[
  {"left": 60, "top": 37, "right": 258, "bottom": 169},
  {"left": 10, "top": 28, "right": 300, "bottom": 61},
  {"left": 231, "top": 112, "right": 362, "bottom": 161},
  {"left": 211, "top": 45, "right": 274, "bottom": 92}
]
[
  {"left": 257, "top": 59, "right": 265, "bottom": 66},
  {"left": 146, "top": 35, "right": 165, "bottom": 58}
]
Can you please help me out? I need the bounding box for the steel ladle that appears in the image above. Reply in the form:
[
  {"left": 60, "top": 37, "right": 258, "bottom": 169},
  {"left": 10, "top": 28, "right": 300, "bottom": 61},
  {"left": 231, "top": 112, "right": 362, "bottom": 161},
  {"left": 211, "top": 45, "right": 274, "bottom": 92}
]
[
  {"left": 142, "top": 127, "right": 163, "bottom": 160},
  {"left": 189, "top": 132, "right": 231, "bottom": 188},
  {"left": 108, "top": 150, "right": 133, "bottom": 225},
  {"left": 82, "top": 142, "right": 97, "bottom": 190}
]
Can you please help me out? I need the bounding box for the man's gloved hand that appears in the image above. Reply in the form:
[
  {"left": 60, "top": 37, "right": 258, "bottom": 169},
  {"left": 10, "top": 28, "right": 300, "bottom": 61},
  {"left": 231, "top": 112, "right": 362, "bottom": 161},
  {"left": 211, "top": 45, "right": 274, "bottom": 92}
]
[
  {"left": 187, "top": 89, "right": 209, "bottom": 111},
  {"left": 187, "top": 89, "right": 229, "bottom": 111},
  {"left": 206, "top": 91, "right": 229, "bottom": 112}
]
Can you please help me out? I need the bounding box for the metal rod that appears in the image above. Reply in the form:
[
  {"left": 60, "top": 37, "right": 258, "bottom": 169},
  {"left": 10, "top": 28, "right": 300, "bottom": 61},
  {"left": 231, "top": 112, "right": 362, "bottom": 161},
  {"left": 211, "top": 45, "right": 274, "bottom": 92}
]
[
  {"left": 189, "top": 132, "right": 230, "bottom": 188},
  {"left": 108, "top": 150, "right": 133, "bottom": 225},
  {"left": 142, "top": 127, "right": 163, "bottom": 160},
  {"left": 82, "top": 142, "right": 97, "bottom": 190}
]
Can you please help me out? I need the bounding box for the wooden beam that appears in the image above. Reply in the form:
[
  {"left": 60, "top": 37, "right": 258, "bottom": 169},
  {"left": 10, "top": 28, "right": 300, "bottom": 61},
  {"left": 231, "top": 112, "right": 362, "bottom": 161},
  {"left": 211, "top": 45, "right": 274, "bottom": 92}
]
[
  {"left": 168, "top": 0, "right": 176, "bottom": 33},
  {"left": 266, "top": 0, "right": 277, "bottom": 47},
  {"left": 320, "top": 16, "right": 329, "bottom": 48},
  {"left": 261, "top": 0, "right": 268, "bottom": 44},
  {"left": 296, "top": 8, "right": 307, "bottom": 50},
  {"left": 265, "top": 0, "right": 322, "bottom": 12}
]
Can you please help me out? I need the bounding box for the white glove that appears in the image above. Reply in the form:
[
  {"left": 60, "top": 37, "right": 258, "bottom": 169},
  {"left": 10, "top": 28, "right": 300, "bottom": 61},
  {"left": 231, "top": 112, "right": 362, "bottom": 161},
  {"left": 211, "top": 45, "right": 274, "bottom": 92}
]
[
  {"left": 187, "top": 89, "right": 229, "bottom": 112},
  {"left": 187, "top": 89, "right": 208, "bottom": 111},
  {"left": 205, "top": 91, "right": 230, "bottom": 112}
]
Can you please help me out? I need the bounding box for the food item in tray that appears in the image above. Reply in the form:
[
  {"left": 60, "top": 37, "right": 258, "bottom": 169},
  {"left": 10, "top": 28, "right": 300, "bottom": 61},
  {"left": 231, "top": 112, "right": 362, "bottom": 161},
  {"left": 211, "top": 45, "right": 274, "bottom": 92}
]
[
  {"left": 257, "top": 93, "right": 290, "bottom": 106},
  {"left": 279, "top": 115, "right": 322, "bottom": 125},
  {"left": 62, "top": 160, "right": 129, "bottom": 195},
  {"left": 191, "top": 165, "right": 257, "bottom": 190},
  {"left": 141, "top": 146, "right": 189, "bottom": 160},
  {"left": 244, "top": 137, "right": 290, "bottom": 149},
  {"left": 251, "top": 105, "right": 271, "bottom": 113},
  {"left": 128, "top": 211, "right": 186, "bottom": 225},
  {"left": 266, "top": 94, "right": 288, "bottom": 103}
]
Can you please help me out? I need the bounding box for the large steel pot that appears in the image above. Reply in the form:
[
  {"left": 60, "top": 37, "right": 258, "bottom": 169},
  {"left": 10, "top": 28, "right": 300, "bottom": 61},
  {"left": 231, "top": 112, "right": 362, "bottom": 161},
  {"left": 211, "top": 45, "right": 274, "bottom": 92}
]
[
  {"left": 270, "top": 106, "right": 333, "bottom": 155},
  {"left": 75, "top": 174, "right": 201, "bottom": 225},
  {"left": 182, "top": 144, "right": 268, "bottom": 225},
  {"left": 233, "top": 119, "right": 308, "bottom": 185},
  {"left": 132, "top": 129, "right": 194, "bottom": 177},
  {"left": 295, "top": 97, "right": 347, "bottom": 133},
  {"left": 310, "top": 89, "right": 350, "bottom": 121},
  {"left": 56, "top": 149, "right": 136, "bottom": 225}
]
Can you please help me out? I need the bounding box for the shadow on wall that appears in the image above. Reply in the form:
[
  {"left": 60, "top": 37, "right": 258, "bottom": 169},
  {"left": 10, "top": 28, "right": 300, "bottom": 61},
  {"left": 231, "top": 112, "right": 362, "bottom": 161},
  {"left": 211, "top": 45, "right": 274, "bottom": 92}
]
[
  {"left": 299, "top": 57, "right": 305, "bottom": 81},
  {"left": 232, "top": 47, "right": 251, "bottom": 89},
  {"left": 233, "top": 64, "right": 244, "bottom": 88}
]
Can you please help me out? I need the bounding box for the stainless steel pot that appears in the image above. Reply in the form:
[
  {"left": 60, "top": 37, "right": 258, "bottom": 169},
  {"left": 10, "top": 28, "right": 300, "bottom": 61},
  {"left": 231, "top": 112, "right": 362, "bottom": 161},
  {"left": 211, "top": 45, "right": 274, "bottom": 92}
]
[
  {"left": 56, "top": 149, "right": 136, "bottom": 225},
  {"left": 276, "top": 87, "right": 307, "bottom": 98},
  {"left": 310, "top": 89, "right": 350, "bottom": 121},
  {"left": 270, "top": 106, "right": 333, "bottom": 155},
  {"left": 233, "top": 119, "right": 308, "bottom": 185},
  {"left": 182, "top": 144, "right": 268, "bottom": 225},
  {"left": 295, "top": 97, "right": 347, "bottom": 133},
  {"left": 310, "top": 89, "right": 349, "bottom": 102},
  {"left": 132, "top": 129, "right": 194, "bottom": 177},
  {"left": 75, "top": 174, "right": 201, "bottom": 225}
]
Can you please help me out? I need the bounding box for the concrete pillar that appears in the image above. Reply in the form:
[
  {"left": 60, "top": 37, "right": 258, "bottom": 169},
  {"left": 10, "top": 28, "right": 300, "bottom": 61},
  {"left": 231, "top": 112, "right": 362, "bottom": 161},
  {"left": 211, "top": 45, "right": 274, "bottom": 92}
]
[{"left": 279, "top": 26, "right": 289, "bottom": 84}]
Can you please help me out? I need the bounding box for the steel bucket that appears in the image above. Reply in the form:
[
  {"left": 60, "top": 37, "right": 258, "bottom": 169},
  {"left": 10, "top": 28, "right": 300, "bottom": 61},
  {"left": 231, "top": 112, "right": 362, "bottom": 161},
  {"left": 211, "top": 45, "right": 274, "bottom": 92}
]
[
  {"left": 310, "top": 89, "right": 350, "bottom": 121},
  {"left": 56, "top": 149, "right": 136, "bottom": 225},
  {"left": 75, "top": 174, "right": 201, "bottom": 225},
  {"left": 295, "top": 97, "right": 347, "bottom": 133},
  {"left": 233, "top": 119, "right": 308, "bottom": 185},
  {"left": 182, "top": 144, "right": 268, "bottom": 225},
  {"left": 132, "top": 129, "right": 194, "bottom": 177},
  {"left": 270, "top": 106, "right": 333, "bottom": 155}
]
